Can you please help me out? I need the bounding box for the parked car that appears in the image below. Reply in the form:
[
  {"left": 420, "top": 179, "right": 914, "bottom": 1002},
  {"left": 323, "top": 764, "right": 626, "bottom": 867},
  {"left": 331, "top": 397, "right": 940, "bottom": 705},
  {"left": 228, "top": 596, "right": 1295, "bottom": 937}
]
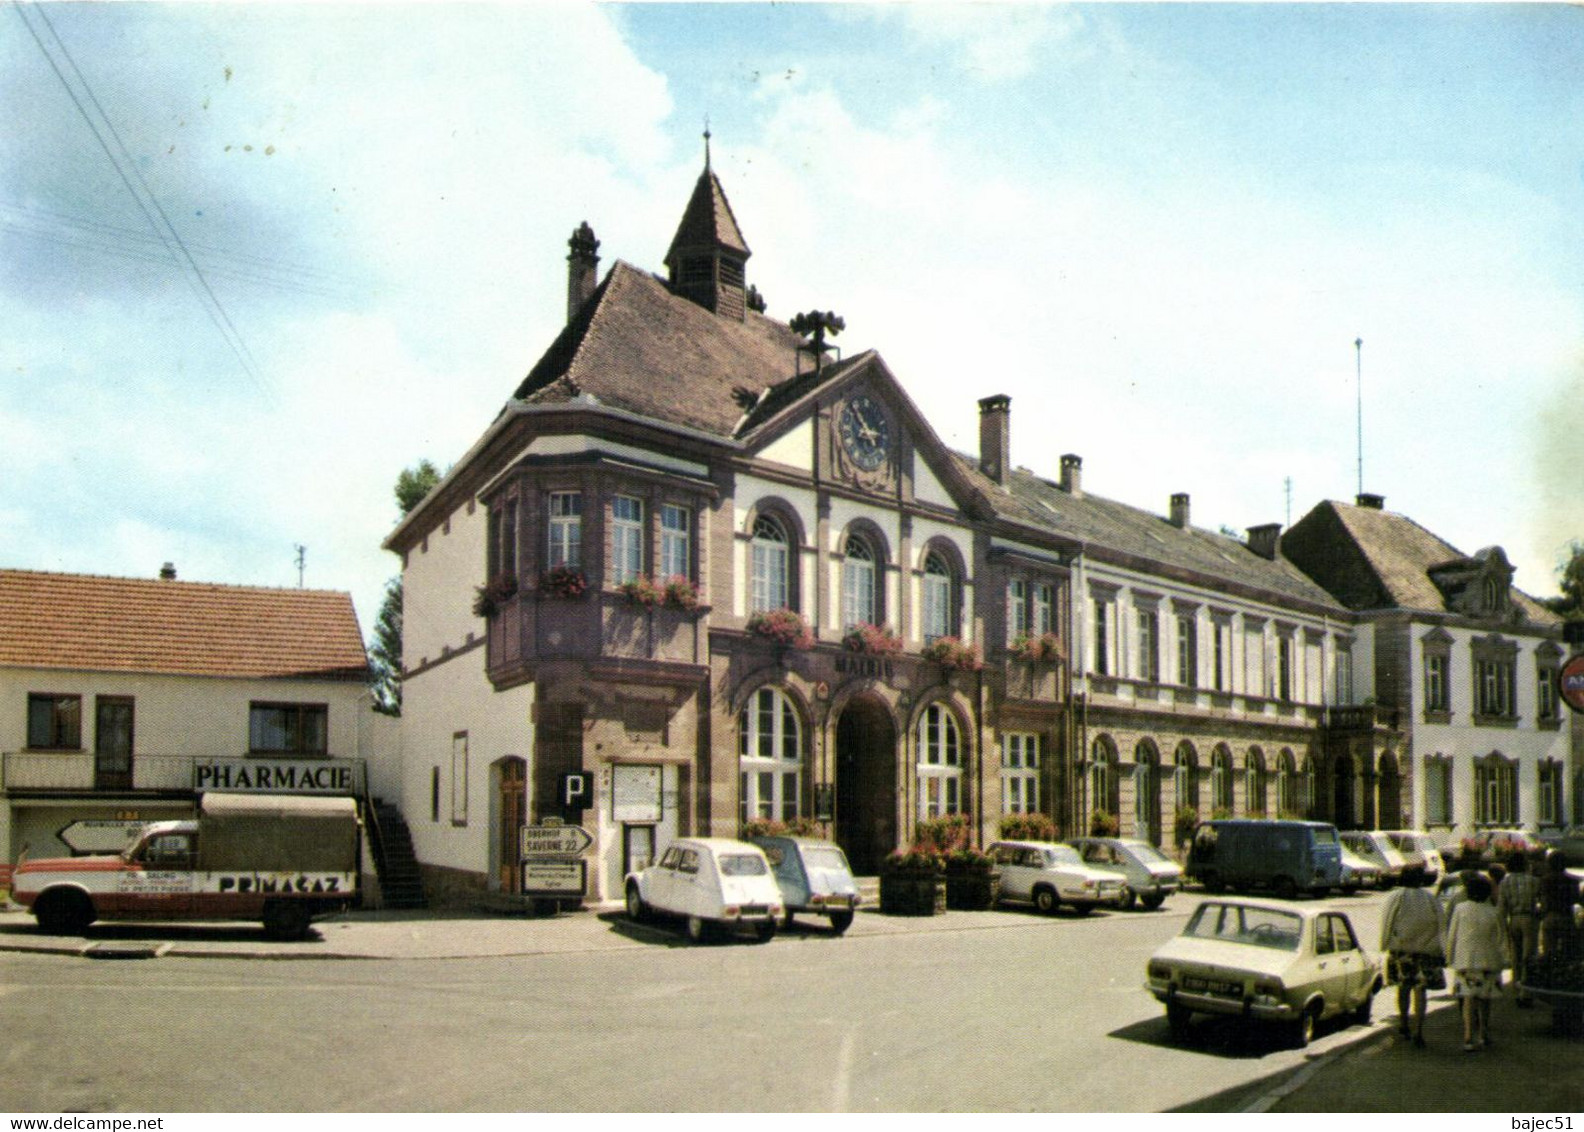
[
  {"left": 1449, "top": 828, "right": 1547, "bottom": 868},
  {"left": 1185, "top": 820, "right": 1343, "bottom": 900},
  {"left": 987, "top": 840, "right": 1127, "bottom": 914},
  {"left": 1145, "top": 897, "right": 1382, "bottom": 1047},
  {"left": 624, "top": 837, "right": 783, "bottom": 943},
  {"left": 1337, "top": 844, "right": 1382, "bottom": 893},
  {"left": 748, "top": 835, "right": 861, "bottom": 934},
  {"left": 1066, "top": 836, "right": 1183, "bottom": 910},
  {"left": 1338, "top": 830, "right": 1408, "bottom": 887},
  {"left": 1382, "top": 830, "right": 1447, "bottom": 883}
]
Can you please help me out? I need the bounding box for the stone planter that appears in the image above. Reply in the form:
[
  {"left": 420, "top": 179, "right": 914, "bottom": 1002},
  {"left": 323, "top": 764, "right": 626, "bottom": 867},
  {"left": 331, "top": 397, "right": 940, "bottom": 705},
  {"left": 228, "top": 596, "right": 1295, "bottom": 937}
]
[
  {"left": 945, "top": 867, "right": 1000, "bottom": 911},
  {"left": 879, "top": 868, "right": 945, "bottom": 916}
]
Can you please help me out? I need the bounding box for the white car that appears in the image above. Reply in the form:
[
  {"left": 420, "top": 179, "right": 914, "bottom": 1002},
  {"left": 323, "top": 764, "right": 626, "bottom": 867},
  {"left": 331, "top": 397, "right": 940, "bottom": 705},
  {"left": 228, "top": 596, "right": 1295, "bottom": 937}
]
[
  {"left": 1146, "top": 898, "right": 1382, "bottom": 1047},
  {"left": 988, "top": 839, "right": 1127, "bottom": 914},
  {"left": 624, "top": 837, "right": 783, "bottom": 943},
  {"left": 1339, "top": 830, "right": 1408, "bottom": 887},
  {"left": 1067, "top": 836, "right": 1184, "bottom": 910},
  {"left": 1338, "top": 844, "right": 1383, "bottom": 893},
  {"left": 1383, "top": 830, "right": 1447, "bottom": 883}
]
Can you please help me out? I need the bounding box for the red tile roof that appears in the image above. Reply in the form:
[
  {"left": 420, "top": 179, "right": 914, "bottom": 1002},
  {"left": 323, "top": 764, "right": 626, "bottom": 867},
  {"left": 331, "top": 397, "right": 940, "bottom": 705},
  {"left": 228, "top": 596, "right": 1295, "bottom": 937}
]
[{"left": 0, "top": 570, "right": 369, "bottom": 681}]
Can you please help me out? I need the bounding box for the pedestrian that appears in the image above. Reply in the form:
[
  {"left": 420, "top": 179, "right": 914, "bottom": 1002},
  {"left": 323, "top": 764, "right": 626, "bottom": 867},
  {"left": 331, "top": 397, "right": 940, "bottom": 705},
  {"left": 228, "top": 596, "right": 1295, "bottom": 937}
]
[
  {"left": 1497, "top": 851, "right": 1542, "bottom": 1006},
  {"left": 1538, "top": 849, "right": 1581, "bottom": 960},
  {"left": 1378, "top": 862, "right": 1446, "bottom": 1047},
  {"left": 1446, "top": 871, "right": 1508, "bottom": 1052}
]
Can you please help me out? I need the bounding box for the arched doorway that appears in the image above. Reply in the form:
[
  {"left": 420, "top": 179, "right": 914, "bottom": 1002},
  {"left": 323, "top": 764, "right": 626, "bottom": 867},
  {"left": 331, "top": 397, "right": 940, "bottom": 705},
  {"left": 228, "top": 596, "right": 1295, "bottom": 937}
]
[
  {"left": 1133, "top": 740, "right": 1161, "bottom": 846},
  {"left": 836, "top": 695, "right": 898, "bottom": 874},
  {"left": 1332, "top": 750, "right": 1356, "bottom": 829},
  {"left": 1377, "top": 751, "right": 1403, "bottom": 829},
  {"left": 495, "top": 757, "right": 527, "bottom": 893}
]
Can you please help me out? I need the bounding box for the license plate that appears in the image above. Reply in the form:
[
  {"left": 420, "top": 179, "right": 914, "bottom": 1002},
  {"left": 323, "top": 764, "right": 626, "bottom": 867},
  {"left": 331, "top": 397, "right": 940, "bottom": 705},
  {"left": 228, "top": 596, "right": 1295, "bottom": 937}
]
[{"left": 1183, "top": 976, "right": 1240, "bottom": 996}]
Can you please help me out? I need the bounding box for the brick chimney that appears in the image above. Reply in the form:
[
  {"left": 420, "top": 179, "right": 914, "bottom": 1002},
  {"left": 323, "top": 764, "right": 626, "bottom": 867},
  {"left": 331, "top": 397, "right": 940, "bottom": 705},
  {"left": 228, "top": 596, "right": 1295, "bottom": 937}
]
[
  {"left": 1060, "top": 454, "right": 1083, "bottom": 498},
  {"left": 159, "top": 562, "right": 177, "bottom": 580},
  {"left": 566, "top": 221, "right": 600, "bottom": 323},
  {"left": 1170, "top": 493, "right": 1191, "bottom": 529},
  {"left": 1356, "top": 492, "right": 1385, "bottom": 510},
  {"left": 978, "top": 395, "right": 1011, "bottom": 486},
  {"left": 1246, "top": 523, "right": 1281, "bottom": 560}
]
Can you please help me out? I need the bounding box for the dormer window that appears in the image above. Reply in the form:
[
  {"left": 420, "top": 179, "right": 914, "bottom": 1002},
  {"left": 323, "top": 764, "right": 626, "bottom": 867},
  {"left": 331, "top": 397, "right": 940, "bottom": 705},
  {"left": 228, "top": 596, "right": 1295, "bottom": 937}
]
[{"left": 1482, "top": 575, "right": 1504, "bottom": 614}]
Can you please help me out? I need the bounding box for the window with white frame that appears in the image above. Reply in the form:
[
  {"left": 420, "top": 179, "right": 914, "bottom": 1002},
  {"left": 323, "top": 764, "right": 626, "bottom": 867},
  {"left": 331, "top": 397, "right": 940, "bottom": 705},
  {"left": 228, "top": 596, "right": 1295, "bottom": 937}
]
[
  {"left": 1009, "top": 579, "right": 1026, "bottom": 641},
  {"left": 1277, "top": 635, "right": 1294, "bottom": 702},
  {"left": 1033, "top": 582, "right": 1053, "bottom": 635},
  {"left": 1538, "top": 661, "right": 1560, "bottom": 723},
  {"left": 611, "top": 495, "right": 644, "bottom": 585},
  {"left": 1177, "top": 612, "right": 1198, "bottom": 687},
  {"left": 1243, "top": 622, "right": 1266, "bottom": 697},
  {"left": 1247, "top": 750, "right": 1268, "bottom": 816},
  {"left": 917, "top": 703, "right": 963, "bottom": 818},
  {"left": 1276, "top": 750, "right": 1297, "bottom": 816},
  {"left": 1008, "top": 578, "right": 1056, "bottom": 643},
  {"left": 1174, "top": 744, "right": 1198, "bottom": 811},
  {"left": 1002, "top": 732, "right": 1040, "bottom": 815},
  {"left": 842, "top": 536, "right": 878, "bottom": 628},
  {"left": 1425, "top": 652, "right": 1450, "bottom": 714},
  {"left": 660, "top": 504, "right": 691, "bottom": 580},
  {"left": 1092, "top": 592, "right": 1117, "bottom": 676},
  {"left": 547, "top": 491, "right": 582, "bottom": 568},
  {"left": 1211, "top": 617, "right": 1232, "bottom": 692},
  {"left": 1210, "top": 746, "right": 1234, "bottom": 813},
  {"left": 1424, "top": 755, "right": 1452, "bottom": 825},
  {"left": 1540, "top": 760, "right": 1564, "bottom": 826},
  {"left": 1334, "top": 643, "right": 1354, "bottom": 704},
  {"left": 738, "top": 686, "right": 802, "bottom": 823},
  {"left": 750, "top": 515, "right": 791, "bottom": 613},
  {"left": 1089, "top": 736, "right": 1119, "bottom": 816},
  {"left": 1473, "top": 754, "right": 1517, "bottom": 825},
  {"left": 1475, "top": 657, "right": 1516, "bottom": 719},
  {"left": 1300, "top": 755, "right": 1317, "bottom": 816},
  {"left": 921, "top": 552, "right": 955, "bottom": 642},
  {"left": 1138, "top": 607, "right": 1160, "bottom": 682}
]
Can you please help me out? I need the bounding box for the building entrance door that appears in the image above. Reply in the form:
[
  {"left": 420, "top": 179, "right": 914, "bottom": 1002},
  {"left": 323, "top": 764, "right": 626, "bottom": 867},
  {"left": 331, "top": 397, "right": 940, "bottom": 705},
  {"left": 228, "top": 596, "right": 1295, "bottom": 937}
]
[
  {"left": 835, "top": 696, "right": 897, "bottom": 874},
  {"left": 497, "top": 757, "right": 526, "bottom": 893},
  {"left": 1332, "top": 751, "right": 1356, "bottom": 830}
]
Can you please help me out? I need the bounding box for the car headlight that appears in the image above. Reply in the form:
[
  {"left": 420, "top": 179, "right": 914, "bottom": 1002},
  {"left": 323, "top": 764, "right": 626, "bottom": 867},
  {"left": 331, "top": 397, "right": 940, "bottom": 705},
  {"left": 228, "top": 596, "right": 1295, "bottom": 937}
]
[
  {"left": 1147, "top": 962, "right": 1171, "bottom": 980},
  {"left": 1252, "top": 980, "right": 1285, "bottom": 1005}
]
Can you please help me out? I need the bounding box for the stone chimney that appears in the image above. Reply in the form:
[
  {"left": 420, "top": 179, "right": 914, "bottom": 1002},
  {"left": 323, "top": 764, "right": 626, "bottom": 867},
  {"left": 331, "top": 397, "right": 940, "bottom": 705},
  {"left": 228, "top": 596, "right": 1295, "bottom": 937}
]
[
  {"left": 159, "top": 562, "right": 177, "bottom": 580},
  {"left": 978, "top": 395, "right": 1011, "bottom": 486},
  {"left": 1170, "top": 492, "right": 1191, "bottom": 529},
  {"left": 1356, "top": 492, "right": 1385, "bottom": 510},
  {"left": 566, "top": 221, "right": 600, "bottom": 323},
  {"left": 1060, "top": 454, "right": 1083, "bottom": 498},
  {"left": 1246, "top": 523, "right": 1281, "bottom": 560}
]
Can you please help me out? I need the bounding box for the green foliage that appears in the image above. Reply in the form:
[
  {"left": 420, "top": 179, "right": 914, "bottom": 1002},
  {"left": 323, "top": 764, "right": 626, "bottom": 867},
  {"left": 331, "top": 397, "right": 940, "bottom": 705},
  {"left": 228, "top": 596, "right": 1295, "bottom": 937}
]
[
  {"left": 1545, "top": 540, "right": 1584, "bottom": 622},
  {"left": 370, "top": 461, "right": 445, "bottom": 717},
  {"left": 998, "top": 812, "right": 1057, "bottom": 841},
  {"left": 1089, "top": 809, "right": 1120, "bottom": 837},
  {"left": 394, "top": 459, "right": 442, "bottom": 516},
  {"left": 914, "top": 814, "right": 972, "bottom": 853}
]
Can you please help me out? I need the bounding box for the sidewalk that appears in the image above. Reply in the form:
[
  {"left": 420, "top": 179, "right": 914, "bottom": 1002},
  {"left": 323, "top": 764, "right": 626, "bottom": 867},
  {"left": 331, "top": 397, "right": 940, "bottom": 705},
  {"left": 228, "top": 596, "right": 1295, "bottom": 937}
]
[{"left": 1266, "top": 988, "right": 1584, "bottom": 1114}]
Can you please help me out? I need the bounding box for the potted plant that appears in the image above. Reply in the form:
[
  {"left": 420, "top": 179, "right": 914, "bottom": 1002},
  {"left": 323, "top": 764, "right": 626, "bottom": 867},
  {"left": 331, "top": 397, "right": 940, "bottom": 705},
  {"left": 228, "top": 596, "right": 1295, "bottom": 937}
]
[
  {"left": 1173, "top": 805, "right": 1199, "bottom": 850},
  {"left": 1010, "top": 632, "right": 1064, "bottom": 663},
  {"left": 998, "top": 812, "right": 1058, "bottom": 841},
  {"left": 842, "top": 622, "right": 903, "bottom": 656},
  {"left": 878, "top": 848, "right": 946, "bottom": 916},
  {"left": 538, "top": 564, "right": 588, "bottom": 599},
  {"left": 471, "top": 572, "right": 519, "bottom": 617},
  {"left": 663, "top": 575, "right": 701, "bottom": 611},
  {"left": 618, "top": 576, "right": 665, "bottom": 608},
  {"left": 944, "top": 847, "right": 1000, "bottom": 910},
  {"left": 746, "top": 608, "right": 815, "bottom": 650},
  {"left": 921, "top": 635, "right": 983, "bottom": 672},
  {"left": 1089, "top": 809, "right": 1120, "bottom": 837}
]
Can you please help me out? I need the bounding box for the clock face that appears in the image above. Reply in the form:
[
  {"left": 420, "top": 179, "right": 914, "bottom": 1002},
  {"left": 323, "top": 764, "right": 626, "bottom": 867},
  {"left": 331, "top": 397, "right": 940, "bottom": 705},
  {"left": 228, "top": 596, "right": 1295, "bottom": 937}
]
[{"left": 838, "top": 395, "right": 890, "bottom": 472}]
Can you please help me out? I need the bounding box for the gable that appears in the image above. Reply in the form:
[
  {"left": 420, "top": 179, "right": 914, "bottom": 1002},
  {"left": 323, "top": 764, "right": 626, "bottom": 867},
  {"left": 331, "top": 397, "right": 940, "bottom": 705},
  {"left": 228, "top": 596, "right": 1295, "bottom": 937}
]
[{"left": 753, "top": 417, "right": 814, "bottom": 471}]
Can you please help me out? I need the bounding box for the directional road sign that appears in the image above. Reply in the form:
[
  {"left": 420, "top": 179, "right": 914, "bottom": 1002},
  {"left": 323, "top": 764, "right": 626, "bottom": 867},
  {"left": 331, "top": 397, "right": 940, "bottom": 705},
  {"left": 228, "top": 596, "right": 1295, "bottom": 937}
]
[
  {"left": 58, "top": 819, "right": 148, "bottom": 855},
  {"left": 521, "top": 824, "right": 593, "bottom": 857}
]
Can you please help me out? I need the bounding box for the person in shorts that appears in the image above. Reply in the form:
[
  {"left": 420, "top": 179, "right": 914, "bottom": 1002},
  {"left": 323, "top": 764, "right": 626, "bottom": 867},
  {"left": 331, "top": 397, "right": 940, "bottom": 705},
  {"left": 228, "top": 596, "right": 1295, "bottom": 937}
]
[{"left": 1378, "top": 863, "right": 1445, "bottom": 1047}]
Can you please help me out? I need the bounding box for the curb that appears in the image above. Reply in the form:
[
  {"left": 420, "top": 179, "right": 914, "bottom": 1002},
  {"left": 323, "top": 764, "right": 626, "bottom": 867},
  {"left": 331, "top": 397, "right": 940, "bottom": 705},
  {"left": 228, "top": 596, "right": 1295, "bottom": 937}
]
[{"left": 1239, "top": 1021, "right": 1395, "bottom": 1113}]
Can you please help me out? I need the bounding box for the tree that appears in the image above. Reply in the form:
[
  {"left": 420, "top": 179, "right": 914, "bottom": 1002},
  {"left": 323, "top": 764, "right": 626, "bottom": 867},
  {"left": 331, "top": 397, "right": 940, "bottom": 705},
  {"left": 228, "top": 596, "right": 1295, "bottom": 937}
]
[
  {"left": 370, "top": 460, "right": 443, "bottom": 715},
  {"left": 1545, "top": 540, "right": 1584, "bottom": 624}
]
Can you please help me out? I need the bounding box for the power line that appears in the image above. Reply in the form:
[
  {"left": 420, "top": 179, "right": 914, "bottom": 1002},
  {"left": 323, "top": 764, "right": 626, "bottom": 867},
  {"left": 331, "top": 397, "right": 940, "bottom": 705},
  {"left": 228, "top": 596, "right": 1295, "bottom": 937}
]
[{"left": 13, "top": 1, "right": 271, "bottom": 399}]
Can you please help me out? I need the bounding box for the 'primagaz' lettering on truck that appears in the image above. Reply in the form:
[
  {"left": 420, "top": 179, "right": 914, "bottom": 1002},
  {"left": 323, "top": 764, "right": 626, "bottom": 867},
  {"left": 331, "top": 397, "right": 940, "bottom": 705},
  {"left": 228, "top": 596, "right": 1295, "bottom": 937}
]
[{"left": 11, "top": 793, "right": 362, "bottom": 940}]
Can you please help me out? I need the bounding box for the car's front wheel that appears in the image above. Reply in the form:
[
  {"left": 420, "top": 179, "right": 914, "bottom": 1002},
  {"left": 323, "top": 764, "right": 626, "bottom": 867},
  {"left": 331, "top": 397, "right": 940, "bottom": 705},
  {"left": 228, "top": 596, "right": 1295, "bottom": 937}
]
[
  {"left": 1288, "top": 1004, "right": 1320, "bottom": 1048},
  {"left": 625, "top": 882, "right": 649, "bottom": 923}
]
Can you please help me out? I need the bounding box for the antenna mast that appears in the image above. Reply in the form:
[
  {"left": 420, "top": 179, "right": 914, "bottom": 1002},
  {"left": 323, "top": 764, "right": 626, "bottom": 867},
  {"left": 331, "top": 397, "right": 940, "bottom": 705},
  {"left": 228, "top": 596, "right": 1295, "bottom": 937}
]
[
  {"left": 1354, "top": 337, "right": 1364, "bottom": 497},
  {"left": 294, "top": 544, "right": 306, "bottom": 589}
]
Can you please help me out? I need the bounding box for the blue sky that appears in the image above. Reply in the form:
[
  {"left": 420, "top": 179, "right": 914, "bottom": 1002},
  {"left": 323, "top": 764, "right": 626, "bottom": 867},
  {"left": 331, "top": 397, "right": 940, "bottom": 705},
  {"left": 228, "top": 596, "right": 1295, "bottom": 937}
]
[{"left": 3, "top": 3, "right": 1581, "bottom": 641}]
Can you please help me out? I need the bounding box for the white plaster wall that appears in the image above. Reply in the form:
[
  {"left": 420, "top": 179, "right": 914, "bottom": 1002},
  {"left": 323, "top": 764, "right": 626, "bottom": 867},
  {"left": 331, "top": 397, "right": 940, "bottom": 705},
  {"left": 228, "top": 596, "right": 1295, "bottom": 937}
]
[
  {"left": 402, "top": 499, "right": 488, "bottom": 670},
  {"left": 912, "top": 452, "right": 955, "bottom": 509},
  {"left": 754, "top": 419, "right": 814, "bottom": 471}
]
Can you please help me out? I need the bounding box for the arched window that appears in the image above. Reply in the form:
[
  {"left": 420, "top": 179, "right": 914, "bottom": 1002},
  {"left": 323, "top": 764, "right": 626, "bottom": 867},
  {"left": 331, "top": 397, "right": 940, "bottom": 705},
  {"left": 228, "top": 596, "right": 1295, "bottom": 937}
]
[
  {"left": 916, "top": 703, "right": 963, "bottom": 818},
  {"left": 750, "top": 514, "right": 790, "bottom": 614},
  {"left": 1276, "top": 749, "right": 1297, "bottom": 816},
  {"left": 1247, "top": 749, "right": 1268, "bottom": 817},
  {"left": 1174, "top": 742, "right": 1199, "bottom": 812},
  {"left": 738, "top": 687, "right": 802, "bottom": 823},
  {"left": 1133, "top": 740, "right": 1160, "bottom": 844},
  {"left": 842, "top": 536, "right": 877, "bottom": 628},
  {"left": 1300, "top": 753, "right": 1317, "bottom": 816},
  {"left": 1211, "top": 745, "right": 1234, "bottom": 814},
  {"left": 921, "top": 551, "right": 955, "bottom": 642},
  {"left": 1090, "top": 736, "right": 1119, "bottom": 817}
]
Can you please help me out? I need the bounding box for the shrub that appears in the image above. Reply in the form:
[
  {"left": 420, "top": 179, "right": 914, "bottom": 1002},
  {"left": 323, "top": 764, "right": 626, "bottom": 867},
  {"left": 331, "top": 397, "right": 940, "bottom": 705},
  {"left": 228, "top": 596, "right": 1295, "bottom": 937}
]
[
  {"left": 998, "top": 812, "right": 1057, "bottom": 841},
  {"left": 471, "top": 572, "right": 519, "bottom": 617},
  {"left": 921, "top": 636, "right": 983, "bottom": 671},
  {"left": 746, "top": 608, "right": 815, "bottom": 649},
  {"left": 1089, "top": 809, "right": 1120, "bottom": 837},
  {"left": 1173, "top": 805, "right": 1199, "bottom": 845},
  {"left": 842, "top": 622, "right": 903, "bottom": 656},
  {"left": 739, "top": 816, "right": 822, "bottom": 839},
  {"left": 882, "top": 848, "right": 945, "bottom": 873},
  {"left": 914, "top": 814, "right": 972, "bottom": 853}
]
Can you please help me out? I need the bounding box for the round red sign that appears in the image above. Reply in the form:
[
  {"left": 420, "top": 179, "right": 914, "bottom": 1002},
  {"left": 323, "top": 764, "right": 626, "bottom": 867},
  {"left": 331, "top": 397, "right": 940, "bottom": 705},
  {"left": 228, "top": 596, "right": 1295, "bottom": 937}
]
[{"left": 1560, "top": 653, "right": 1584, "bottom": 715}]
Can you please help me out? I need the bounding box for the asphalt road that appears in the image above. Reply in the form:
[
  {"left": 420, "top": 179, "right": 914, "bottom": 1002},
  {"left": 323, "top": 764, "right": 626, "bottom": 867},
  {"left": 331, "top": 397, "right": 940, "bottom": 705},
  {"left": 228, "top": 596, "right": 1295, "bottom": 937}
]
[{"left": 0, "top": 890, "right": 1396, "bottom": 1112}]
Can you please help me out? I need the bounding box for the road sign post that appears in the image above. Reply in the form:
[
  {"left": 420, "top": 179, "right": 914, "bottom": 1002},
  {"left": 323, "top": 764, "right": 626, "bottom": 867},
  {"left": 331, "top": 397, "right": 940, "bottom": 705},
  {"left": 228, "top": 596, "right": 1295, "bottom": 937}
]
[{"left": 520, "top": 823, "right": 593, "bottom": 911}]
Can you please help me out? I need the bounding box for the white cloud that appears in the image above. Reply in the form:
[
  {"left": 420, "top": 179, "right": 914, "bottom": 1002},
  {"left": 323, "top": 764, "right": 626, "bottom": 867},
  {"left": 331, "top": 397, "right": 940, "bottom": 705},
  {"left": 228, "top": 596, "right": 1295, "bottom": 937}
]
[{"left": 850, "top": 4, "right": 1087, "bottom": 82}]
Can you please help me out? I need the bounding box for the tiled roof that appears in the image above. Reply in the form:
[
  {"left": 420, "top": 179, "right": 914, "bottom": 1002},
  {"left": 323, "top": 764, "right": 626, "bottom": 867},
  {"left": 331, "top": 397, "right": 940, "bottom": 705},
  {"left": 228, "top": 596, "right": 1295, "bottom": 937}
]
[
  {"left": 0, "top": 570, "right": 369, "bottom": 680},
  {"left": 513, "top": 261, "right": 810, "bottom": 438},
  {"left": 953, "top": 454, "right": 1348, "bottom": 612},
  {"left": 665, "top": 167, "right": 750, "bottom": 263},
  {"left": 1301, "top": 500, "right": 1558, "bottom": 623}
]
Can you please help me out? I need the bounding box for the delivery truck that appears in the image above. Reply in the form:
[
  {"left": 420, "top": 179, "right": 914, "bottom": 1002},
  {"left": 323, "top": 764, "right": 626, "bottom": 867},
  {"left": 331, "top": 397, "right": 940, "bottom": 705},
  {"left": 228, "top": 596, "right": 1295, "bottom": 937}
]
[{"left": 12, "top": 792, "right": 361, "bottom": 939}]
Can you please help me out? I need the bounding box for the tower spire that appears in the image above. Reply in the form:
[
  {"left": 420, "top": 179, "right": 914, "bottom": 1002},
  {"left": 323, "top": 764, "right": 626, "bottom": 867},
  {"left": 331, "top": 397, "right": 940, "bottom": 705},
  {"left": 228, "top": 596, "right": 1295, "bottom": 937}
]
[{"left": 703, "top": 116, "right": 712, "bottom": 170}]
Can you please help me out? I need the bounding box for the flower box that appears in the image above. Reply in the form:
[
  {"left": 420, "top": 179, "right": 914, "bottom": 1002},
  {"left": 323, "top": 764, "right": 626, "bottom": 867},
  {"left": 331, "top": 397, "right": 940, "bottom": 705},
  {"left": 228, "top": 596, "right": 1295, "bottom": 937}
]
[
  {"left": 472, "top": 573, "right": 519, "bottom": 618},
  {"left": 1010, "top": 632, "right": 1064, "bottom": 664},
  {"left": 921, "top": 636, "right": 983, "bottom": 672},
  {"left": 538, "top": 565, "right": 588, "bottom": 599},
  {"left": 944, "top": 850, "right": 1000, "bottom": 910},
  {"left": 842, "top": 623, "right": 903, "bottom": 656},
  {"left": 746, "top": 608, "right": 815, "bottom": 649},
  {"left": 879, "top": 853, "right": 946, "bottom": 916}
]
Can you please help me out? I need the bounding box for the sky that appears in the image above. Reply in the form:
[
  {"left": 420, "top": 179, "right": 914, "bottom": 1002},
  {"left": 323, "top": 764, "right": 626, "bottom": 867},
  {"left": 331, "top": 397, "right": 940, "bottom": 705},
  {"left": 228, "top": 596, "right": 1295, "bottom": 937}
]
[{"left": 3, "top": 2, "right": 1582, "bottom": 643}]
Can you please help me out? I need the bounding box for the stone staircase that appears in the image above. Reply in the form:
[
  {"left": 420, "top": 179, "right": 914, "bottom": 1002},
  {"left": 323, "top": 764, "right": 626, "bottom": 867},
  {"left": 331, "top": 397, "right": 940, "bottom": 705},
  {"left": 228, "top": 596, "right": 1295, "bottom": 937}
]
[{"left": 366, "top": 799, "right": 427, "bottom": 909}]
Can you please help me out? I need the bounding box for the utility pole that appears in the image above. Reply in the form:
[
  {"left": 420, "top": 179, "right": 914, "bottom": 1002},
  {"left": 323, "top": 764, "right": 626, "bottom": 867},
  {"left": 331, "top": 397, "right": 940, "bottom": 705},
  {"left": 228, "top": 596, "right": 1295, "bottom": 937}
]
[{"left": 294, "top": 544, "right": 306, "bottom": 589}]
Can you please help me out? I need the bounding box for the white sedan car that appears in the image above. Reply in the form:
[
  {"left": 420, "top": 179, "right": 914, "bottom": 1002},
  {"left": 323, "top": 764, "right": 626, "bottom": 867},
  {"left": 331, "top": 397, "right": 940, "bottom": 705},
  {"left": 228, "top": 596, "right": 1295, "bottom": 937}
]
[
  {"left": 625, "top": 837, "right": 784, "bottom": 943},
  {"left": 1145, "top": 898, "right": 1382, "bottom": 1047},
  {"left": 988, "top": 839, "right": 1128, "bottom": 914}
]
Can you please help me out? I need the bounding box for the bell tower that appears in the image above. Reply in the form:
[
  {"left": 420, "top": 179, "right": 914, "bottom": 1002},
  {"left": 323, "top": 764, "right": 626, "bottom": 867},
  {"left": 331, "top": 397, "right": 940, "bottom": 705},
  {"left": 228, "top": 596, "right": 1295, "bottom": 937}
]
[{"left": 664, "top": 130, "right": 752, "bottom": 320}]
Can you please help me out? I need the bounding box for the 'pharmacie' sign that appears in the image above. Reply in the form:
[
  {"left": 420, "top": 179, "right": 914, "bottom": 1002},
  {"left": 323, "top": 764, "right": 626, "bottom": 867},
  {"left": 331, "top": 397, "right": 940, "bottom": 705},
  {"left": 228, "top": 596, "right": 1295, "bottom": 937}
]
[{"left": 194, "top": 758, "right": 364, "bottom": 795}]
